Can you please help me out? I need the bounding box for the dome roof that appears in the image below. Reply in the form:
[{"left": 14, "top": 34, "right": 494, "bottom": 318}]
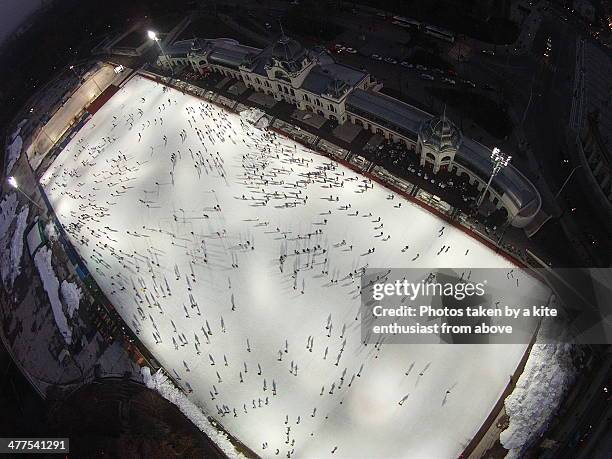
[
  {"left": 419, "top": 115, "right": 462, "bottom": 152},
  {"left": 325, "top": 78, "right": 349, "bottom": 99},
  {"left": 271, "top": 35, "right": 306, "bottom": 63}
]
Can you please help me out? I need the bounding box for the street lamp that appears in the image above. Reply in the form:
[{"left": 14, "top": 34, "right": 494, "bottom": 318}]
[
  {"left": 7, "top": 176, "right": 44, "bottom": 210},
  {"left": 476, "top": 147, "right": 512, "bottom": 208},
  {"left": 148, "top": 30, "right": 174, "bottom": 76},
  {"left": 69, "top": 64, "right": 79, "bottom": 79}
]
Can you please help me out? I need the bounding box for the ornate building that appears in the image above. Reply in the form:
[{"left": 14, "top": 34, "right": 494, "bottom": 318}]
[
  {"left": 156, "top": 35, "right": 543, "bottom": 229},
  {"left": 417, "top": 113, "right": 462, "bottom": 173}
]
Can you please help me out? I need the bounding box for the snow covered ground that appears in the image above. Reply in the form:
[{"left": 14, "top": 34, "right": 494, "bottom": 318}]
[
  {"left": 40, "top": 75, "right": 548, "bottom": 458},
  {"left": 0, "top": 192, "right": 29, "bottom": 288},
  {"left": 142, "top": 367, "right": 246, "bottom": 458},
  {"left": 5, "top": 134, "right": 23, "bottom": 175},
  {"left": 34, "top": 247, "right": 72, "bottom": 345},
  {"left": 501, "top": 320, "right": 577, "bottom": 458},
  {"left": 60, "top": 279, "right": 82, "bottom": 319},
  {"left": 5, "top": 119, "right": 27, "bottom": 174}
]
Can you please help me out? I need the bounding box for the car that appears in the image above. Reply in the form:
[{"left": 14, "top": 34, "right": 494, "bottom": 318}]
[
  {"left": 464, "top": 80, "right": 476, "bottom": 88},
  {"left": 432, "top": 68, "right": 444, "bottom": 74},
  {"left": 345, "top": 47, "right": 357, "bottom": 54},
  {"left": 482, "top": 49, "right": 495, "bottom": 56},
  {"left": 442, "top": 77, "right": 455, "bottom": 85},
  {"left": 384, "top": 57, "right": 397, "bottom": 64},
  {"left": 400, "top": 61, "right": 413, "bottom": 68},
  {"left": 371, "top": 54, "right": 383, "bottom": 61},
  {"left": 416, "top": 64, "right": 427, "bottom": 71},
  {"left": 420, "top": 74, "right": 434, "bottom": 81}
]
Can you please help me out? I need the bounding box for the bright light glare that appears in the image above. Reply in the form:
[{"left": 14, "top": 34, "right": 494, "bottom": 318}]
[
  {"left": 8, "top": 176, "right": 18, "bottom": 188},
  {"left": 147, "top": 30, "right": 157, "bottom": 40}
]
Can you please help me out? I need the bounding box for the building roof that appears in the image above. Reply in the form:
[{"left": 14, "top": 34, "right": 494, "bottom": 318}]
[
  {"left": 346, "top": 89, "right": 541, "bottom": 215},
  {"left": 206, "top": 39, "right": 260, "bottom": 69},
  {"left": 164, "top": 39, "right": 196, "bottom": 57},
  {"left": 346, "top": 89, "right": 430, "bottom": 140},
  {"left": 271, "top": 35, "right": 306, "bottom": 63},
  {"left": 300, "top": 52, "right": 366, "bottom": 98}
]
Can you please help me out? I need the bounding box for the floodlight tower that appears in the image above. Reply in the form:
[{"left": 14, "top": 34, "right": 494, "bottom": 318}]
[
  {"left": 476, "top": 147, "right": 512, "bottom": 208},
  {"left": 7, "top": 176, "right": 43, "bottom": 210},
  {"left": 148, "top": 30, "right": 174, "bottom": 76}
]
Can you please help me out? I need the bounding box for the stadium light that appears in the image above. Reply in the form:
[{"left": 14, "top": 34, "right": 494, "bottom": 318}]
[
  {"left": 7, "top": 176, "right": 44, "bottom": 210},
  {"left": 476, "top": 147, "right": 511, "bottom": 208},
  {"left": 148, "top": 29, "right": 174, "bottom": 76}
]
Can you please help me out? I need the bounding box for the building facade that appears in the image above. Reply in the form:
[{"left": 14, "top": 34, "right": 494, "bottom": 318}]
[{"left": 157, "top": 35, "right": 542, "bottom": 229}]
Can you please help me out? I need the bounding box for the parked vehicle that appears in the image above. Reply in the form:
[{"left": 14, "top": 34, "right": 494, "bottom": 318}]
[{"left": 420, "top": 74, "right": 435, "bottom": 81}]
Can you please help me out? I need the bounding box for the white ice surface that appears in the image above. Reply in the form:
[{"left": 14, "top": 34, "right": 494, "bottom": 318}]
[{"left": 40, "top": 75, "right": 548, "bottom": 458}]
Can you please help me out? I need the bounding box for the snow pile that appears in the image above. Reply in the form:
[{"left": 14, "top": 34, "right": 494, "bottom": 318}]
[
  {"left": 60, "top": 280, "right": 82, "bottom": 318},
  {"left": 141, "top": 367, "right": 245, "bottom": 458},
  {"left": 1, "top": 206, "right": 29, "bottom": 288},
  {"left": 45, "top": 221, "right": 59, "bottom": 242},
  {"left": 5, "top": 135, "right": 23, "bottom": 174},
  {"left": 501, "top": 323, "right": 576, "bottom": 457},
  {"left": 0, "top": 193, "right": 22, "bottom": 288},
  {"left": 239, "top": 107, "right": 269, "bottom": 129},
  {"left": 0, "top": 193, "right": 18, "bottom": 237},
  {"left": 11, "top": 119, "right": 28, "bottom": 139},
  {"left": 34, "top": 247, "right": 72, "bottom": 345}
]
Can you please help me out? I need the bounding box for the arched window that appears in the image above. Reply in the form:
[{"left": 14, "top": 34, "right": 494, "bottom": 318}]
[{"left": 441, "top": 155, "right": 452, "bottom": 162}]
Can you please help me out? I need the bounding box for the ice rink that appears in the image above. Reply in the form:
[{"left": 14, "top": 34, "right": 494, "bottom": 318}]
[{"left": 41, "top": 75, "right": 545, "bottom": 458}]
